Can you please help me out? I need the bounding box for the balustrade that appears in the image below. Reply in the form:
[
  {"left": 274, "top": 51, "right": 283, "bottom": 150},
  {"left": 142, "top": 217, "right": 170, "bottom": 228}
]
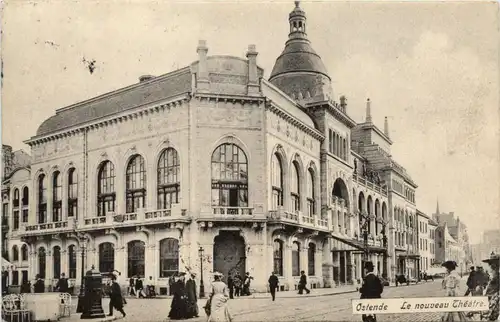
[{"left": 212, "top": 207, "right": 253, "bottom": 216}]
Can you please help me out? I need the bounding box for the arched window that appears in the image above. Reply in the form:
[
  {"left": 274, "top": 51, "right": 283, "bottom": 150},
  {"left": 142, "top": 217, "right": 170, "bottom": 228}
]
[
  {"left": 13, "top": 188, "right": 19, "bottom": 208},
  {"left": 12, "top": 245, "right": 19, "bottom": 262},
  {"left": 97, "top": 161, "right": 116, "bottom": 216},
  {"left": 38, "top": 247, "right": 46, "bottom": 278},
  {"left": 52, "top": 171, "right": 62, "bottom": 222},
  {"left": 273, "top": 239, "right": 283, "bottom": 276},
  {"left": 271, "top": 153, "right": 284, "bottom": 209},
  {"left": 306, "top": 168, "right": 315, "bottom": 217},
  {"left": 68, "top": 168, "right": 78, "bottom": 218},
  {"left": 53, "top": 246, "right": 61, "bottom": 278},
  {"left": 21, "top": 245, "right": 28, "bottom": 261},
  {"left": 375, "top": 200, "right": 380, "bottom": 235},
  {"left": 211, "top": 143, "right": 248, "bottom": 208},
  {"left": 99, "top": 243, "right": 115, "bottom": 274},
  {"left": 290, "top": 162, "right": 300, "bottom": 212},
  {"left": 159, "top": 238, "right": 179, "bottom": 277},
  {"left": 22, "top": 187, "right": 29, "bottom": 206},
  {"left": 38, "top": 174, "right": 47, "bottom": 224},
  {"left": 308, "top": 243, "right": 315, "bottom": 276},
  {"left": 127, "top": 241, "right": 145, "bottom": 277},
  {"left": 126, "top": 155, "right": 146, "bottom": 213},
  {"left": 157, "top": 148, "right": 180, "bottom": 209},
  {"left": 292, "top": 241, "right": 300, "bottom": 276},
  {"left": 68, "top": 245, "right": 77, "bottom": 278}
]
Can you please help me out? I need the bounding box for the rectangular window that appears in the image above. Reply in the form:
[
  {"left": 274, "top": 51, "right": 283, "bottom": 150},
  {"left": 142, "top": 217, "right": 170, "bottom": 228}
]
[
  {"left": 21, "top": 270, "right": 28, "bottom": 284},
  {"left": 12, "top": 271, "right": 19, "bottom": 285},
  {"left": 13, "top": 210, "right": 19, "bottom": 230},
  {"left": 22, "top": 209, "right": 28, "bottom": 223},
  {"left": 2, "top": 203, "right": 9, "bottom": 227}
]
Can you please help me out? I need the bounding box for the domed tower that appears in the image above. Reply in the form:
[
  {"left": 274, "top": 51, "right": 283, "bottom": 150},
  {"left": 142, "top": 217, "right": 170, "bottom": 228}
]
[{"left": 269, "top": 1, "right": 333, "bottom": 103}]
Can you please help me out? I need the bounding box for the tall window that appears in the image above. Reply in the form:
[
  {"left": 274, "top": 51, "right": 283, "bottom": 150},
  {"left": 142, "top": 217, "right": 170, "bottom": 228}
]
[
  {"left": 126, "top": 155, "right": 146, "bottom": 213},
  {"left": 38, "top": 247, "right": 46, "bottom": 279},
  {"left": 38, "top": 174, "right": 47, "bottom": 224},
  {"left": 97, "top": 161, "right": 116, "bottom": 216},
  {"left": 159, "top": 238, "right": 179, "bottom": 277},
  {"left": 290, "top": 162, "right": 300, "bottom": 212},
  {"left": 211, "top": 143, "right": 248, "bottom": 208},
  {"left": 157, "top": 148, "right": 180, "bottom": 209},
  {"left": 127, "top": 241, "right": 145, "bottom": 277},
  {"left": 13, "top": 210, "right": 19, "bottom": 230},
  {"left": 308, "top": 243, "right": 315, "bottom": 276},
  {"left": 273, "top": 240, "right": 283, "bottom": 276},
  {"left": 271, "top": 153, "right": 284, "bottom": 209},
  {"left": 13, "top": 188, "right": 19, "bottom": 208},
  {"left": 306, "top": 169, "right": 315, "bottom": 216},
  {"left": 21, "top": 245, "right": 28, "bottom": 261},
  {"left": 53, "top": 246, "right": 61, "bottom": 278},
  {"left": 22, "top": 187, "right": 29, "bottom": 206},
  {"left": 68, "top": 245, "right": 77, "bottom": 278},
  {"left": 68, "top": 168, "right": 78, "bottom": 218},
  {"left": 52, "top": 171, "right": 62, "bottom": 222},
  {"left": 99, "top": 243, "right": 115, "bottom": 274},
  {"left": 292, "top": 241, "right": 300, "bottom": 276},
  {"left": 12, "top": 245, "right": 19, "bottom": 261}
]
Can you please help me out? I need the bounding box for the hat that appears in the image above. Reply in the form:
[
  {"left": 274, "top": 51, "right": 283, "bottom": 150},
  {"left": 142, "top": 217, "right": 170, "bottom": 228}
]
[
  {"left": 442, "top": 261, "right": 457, "bottom": 270},
  {"left": 191, "top": 272, "right": 197, "bottom": 277},
  {"left": 482, "top": 253, "right": 500, "bottom": 264},
  {"left": 364, "top": 261, "right": 374, "bottom": 270},
  {"left": 179, "top": 272, "right": 187, "bottom": 276},
  {"left": 213, "top": 271, "right": 223, "bottom": 277}
]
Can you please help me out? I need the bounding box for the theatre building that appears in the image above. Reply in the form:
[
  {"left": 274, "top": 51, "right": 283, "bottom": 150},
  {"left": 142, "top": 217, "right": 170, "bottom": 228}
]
[{"left": 3, "top": 2, "right": 416, "bottom": 293}]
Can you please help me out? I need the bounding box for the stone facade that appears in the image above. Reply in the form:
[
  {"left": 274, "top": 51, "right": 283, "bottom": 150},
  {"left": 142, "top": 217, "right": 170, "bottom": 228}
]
[{"left": 2, "top": 2, "right": 420, "bottom": 293}]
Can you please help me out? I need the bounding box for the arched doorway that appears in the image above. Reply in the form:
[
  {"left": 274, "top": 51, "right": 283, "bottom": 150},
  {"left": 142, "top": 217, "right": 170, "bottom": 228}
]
[
  {"left": 213, "top": 231, "right": 246, "bottom": 280},
  {"left": 332, "top": 178, "right": 349, "bottom": 208}
]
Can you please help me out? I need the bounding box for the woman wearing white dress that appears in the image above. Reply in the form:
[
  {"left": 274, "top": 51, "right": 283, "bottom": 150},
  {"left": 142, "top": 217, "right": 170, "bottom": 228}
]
[
  {"left": 441, "top": 261, "right": 469, "bottom": 322},
  {"left": 205, "top": 272, "right": 232, "bottom": 322}
]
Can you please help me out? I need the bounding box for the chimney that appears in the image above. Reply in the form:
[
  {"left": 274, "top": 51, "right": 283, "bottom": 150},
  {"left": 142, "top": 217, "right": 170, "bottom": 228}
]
[
  {"left": 384, "top": 116, "right": 390, "bottom": 138},
  {"left": 196, "top": 40, "right": 209, "bottom": 92},
  {"left": 246, "top": 44, "right": 259, "bottom": 96},
  {"left": 366, "top": 98, "right": 372, "bottom": 123},
  {"left": 139, "top": 75, "right": 155, "bottom": 83},
  {"left": 339, "top": 95, "right": 347, "bottom": 112}
]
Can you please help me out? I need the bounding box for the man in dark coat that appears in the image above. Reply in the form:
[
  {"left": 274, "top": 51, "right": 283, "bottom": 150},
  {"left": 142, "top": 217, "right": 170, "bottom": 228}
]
[
  {"left": 233, "top": 272, "right": 242, "bottom": 297},
  {"left": 185, "top": 273, "right": 199, "bottom": 318},
  {"left": 268, "top": 272, "right": 279, "bottom": 301},
  {"left": 465, "top": 266, "right": 477, "bottom": 296},
  {"left": 108, "top": 274, "right": 126, "bottom": 318},
  {"left": 227, "top": 274, "right": 234, "bottom": 299},
  {"left": 359, "top": 261, "right": 384, "bottom": 322},
  {"left": 55, "top": 273, "right": 69, "bottom": 293},
  {"left": 33, "top": 274, "right": 45, "bottom": 293},
  {"left": 298, "top": 271, "right": 310, "bottom": 295}
]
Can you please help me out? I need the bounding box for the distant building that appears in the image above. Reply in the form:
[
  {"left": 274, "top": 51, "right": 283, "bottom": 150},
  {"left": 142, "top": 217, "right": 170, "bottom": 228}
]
[
  {"left": 471, "top": 229, "right": 500, "bottom": 265},
  {"left": 416, "top": 209, "right": 432, "bottom": 274},
  {"left": 428, "top": 218, "right": 438, "bottom": 266}
]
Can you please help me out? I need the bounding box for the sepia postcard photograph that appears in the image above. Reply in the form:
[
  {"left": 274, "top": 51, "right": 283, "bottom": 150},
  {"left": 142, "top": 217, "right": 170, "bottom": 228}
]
[{"left": 0, "top": 0, "right": 499, "bottom": 321}]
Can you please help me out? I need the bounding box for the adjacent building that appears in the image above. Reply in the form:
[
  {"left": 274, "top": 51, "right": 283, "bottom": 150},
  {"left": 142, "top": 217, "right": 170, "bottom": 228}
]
[
  {"left": 2, "top": 2, "right": 419, "bottom": 293},
  {"left": 470, "top": 229, "right": 500, "bottom": 265},
  {"left": 416, "top": 209, "right": 432, "bottom": 274}
]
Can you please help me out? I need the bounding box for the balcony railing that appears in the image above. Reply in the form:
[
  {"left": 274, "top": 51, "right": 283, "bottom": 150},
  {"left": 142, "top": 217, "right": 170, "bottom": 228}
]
[
  {"left": 353, "top": 174, "right": 388, "bottom": 197},
  {"left": 268, "top": 208, "right": 331, "bottom": 231},
  {"left": 21, "top": 219, "right": 75, "bottom": 235},
  {"left": 212, "top": 207, "right": 253, "bottom": 216}
]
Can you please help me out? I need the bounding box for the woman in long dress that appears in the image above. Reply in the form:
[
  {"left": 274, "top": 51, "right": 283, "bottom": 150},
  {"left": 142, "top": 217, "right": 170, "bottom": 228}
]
[
  {"left": 168, "top": 273, "right": 188, "bottom": 320},
  {"left": 441, "top": 261, "right": 469, "bottom": 322},
  {"left": 205, "top": 272, "right": 232, "bottom": 322},
  {"left": 480, "top": 253, "right": 499, "bottom": 321}
]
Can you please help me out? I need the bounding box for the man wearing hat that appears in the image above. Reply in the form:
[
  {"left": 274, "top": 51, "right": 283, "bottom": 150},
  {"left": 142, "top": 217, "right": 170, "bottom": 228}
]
[
  {"left": 185, "top": 272, "right": 199, "bottom": 318},
  {"left": 480, "top": 253, "right": 499, "bottom": 321},
  {"left": 359, "top": 261, "right": 384, "bottom": 322}
]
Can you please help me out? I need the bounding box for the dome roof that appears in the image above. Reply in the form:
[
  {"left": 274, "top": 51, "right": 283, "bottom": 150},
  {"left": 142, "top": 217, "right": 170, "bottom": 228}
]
[{"left": 269, "top": 38, "right": 330, "bottom": 80}]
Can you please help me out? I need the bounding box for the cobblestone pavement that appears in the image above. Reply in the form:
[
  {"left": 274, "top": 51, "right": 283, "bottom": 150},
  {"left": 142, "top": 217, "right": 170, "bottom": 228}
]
[{"left": 63, "top": 278, "right": 479, "bottom": 322}]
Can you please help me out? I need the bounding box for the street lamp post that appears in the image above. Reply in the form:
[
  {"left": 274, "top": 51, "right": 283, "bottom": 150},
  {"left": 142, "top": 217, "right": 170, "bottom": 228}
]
[
  {"left": 198, "top": 246, "right": 205, "bottom": 299},
  {"left": 76, "top": 234, "right": 88, "bottom": 313},
  {"left": 360, "top": 213, "right": 369, "bottom": 278}
]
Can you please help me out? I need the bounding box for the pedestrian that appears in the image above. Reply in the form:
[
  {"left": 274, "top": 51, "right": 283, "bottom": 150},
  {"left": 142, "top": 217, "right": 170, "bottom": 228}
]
[
  {"left": 233, "top": 272, "right": 242, "bottom": 297},
  {"left": 146, "top": 276, "right": 156, "bottom": 298},
  {"left": 464, "top": 266, "right": 476, "bottom": 296},
  {"left": 135, "top": 277, "right": 145, "bottom": 298},
  {"left": 227, "top": 273, "right": 234, "bottom": 299},
  {"left": 55, "top": 273, "right": 69, "bottom": 293},
  {"left": 185, "top": 273, "right": 199, "bottom": 318},
  {"left": 107, "top": 274, "right": 126, "bottom": 318},
  {"left": 33, "top": 274, "right": 45, "bottom": 293},
  {"left": 128, "top": 276, "right": 136, "bottom": 296},
  {"left": 480, "top": 253, "right": 499, "bottom": 321},
  {"left": 359, "top": 261, "right": 384, "bottom": 322},
  {"left": 242, "top": 272, "right": 253, "bottom": 296},
  {"left": 168, "top": 272, "right": 188, "bottom": 320},
  {"left": 205, "top": 272, "right": 232, "bottom": 322},
  {"left": 298, "top": 271, "right": 310, "bottom": 295},
  {"left": 268, "top": 272, "right": 279, "bottom": 301},
  {"left": 441, "top": 260, "right": 468, "bottom": 322}
]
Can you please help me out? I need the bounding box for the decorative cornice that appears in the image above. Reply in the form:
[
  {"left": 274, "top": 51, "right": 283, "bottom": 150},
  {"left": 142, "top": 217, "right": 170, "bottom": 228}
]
[
  {"left": 24, "top": 93, "right": 191, "bottom": 146},
  {"left": 266, "top": 100, "right": 324, "bottom": 141},
  {"left": 192, "top": 92, "right": 264, "bottom": 105},
  {"left": 305, "top": 100, "right": 357, "bottom": 129}
]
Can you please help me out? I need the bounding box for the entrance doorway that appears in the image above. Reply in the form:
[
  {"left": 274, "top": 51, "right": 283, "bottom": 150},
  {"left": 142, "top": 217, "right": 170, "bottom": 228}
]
[{"left": 213, "top": 231, "right": 246, "bottom": 280}]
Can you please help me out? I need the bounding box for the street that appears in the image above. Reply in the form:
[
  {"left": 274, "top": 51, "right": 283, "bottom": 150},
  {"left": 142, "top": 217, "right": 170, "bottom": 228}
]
[{"left": 63, "top": 278, "right": 477, "bottom": 322}]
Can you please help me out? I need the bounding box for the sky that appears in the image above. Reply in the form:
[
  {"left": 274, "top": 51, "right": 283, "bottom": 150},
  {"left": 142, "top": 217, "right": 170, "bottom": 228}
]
[{"left": 1, "top": 0, "right": 499, "bottom": 243}]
